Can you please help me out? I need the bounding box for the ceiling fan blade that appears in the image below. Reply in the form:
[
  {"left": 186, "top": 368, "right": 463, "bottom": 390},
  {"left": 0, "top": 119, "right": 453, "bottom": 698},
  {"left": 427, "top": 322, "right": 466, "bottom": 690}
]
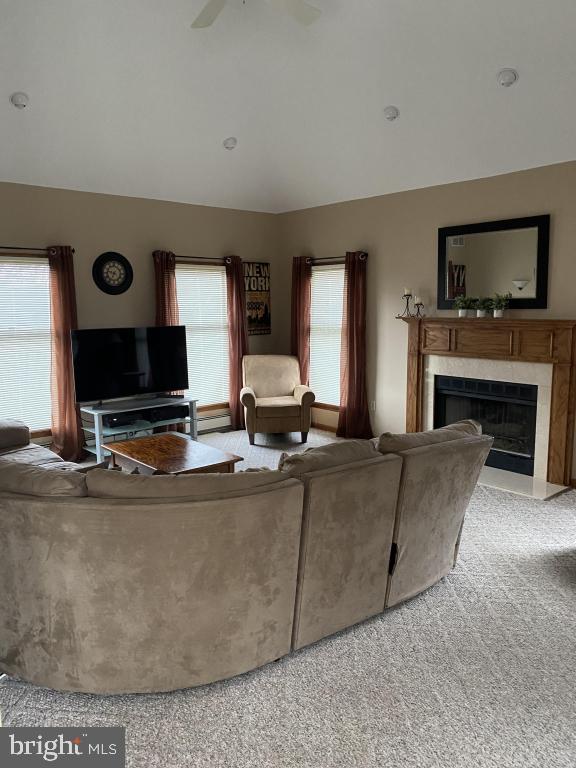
[
  {"left": 191, "top": 0, "right": 228, "bottom": 28},
  {"left": 265, "top": 0, "right": 321, "bottom": 25}
]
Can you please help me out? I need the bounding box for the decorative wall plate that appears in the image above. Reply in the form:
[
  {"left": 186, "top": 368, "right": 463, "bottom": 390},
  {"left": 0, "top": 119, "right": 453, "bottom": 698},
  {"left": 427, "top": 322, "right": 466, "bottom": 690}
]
[{"left": 92, "top": 252, "right": 133, "bottom": 295}]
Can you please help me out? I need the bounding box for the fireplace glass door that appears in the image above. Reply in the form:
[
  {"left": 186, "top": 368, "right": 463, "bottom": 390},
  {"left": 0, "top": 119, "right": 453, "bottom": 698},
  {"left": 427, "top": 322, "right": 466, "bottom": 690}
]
[{"left": 434, "top": 376, "right": 538, "bottom": 476}]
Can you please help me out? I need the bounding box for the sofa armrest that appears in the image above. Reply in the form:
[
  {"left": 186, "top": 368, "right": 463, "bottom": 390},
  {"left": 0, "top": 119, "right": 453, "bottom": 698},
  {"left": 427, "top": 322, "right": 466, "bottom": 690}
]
[
  {"left": 294, "top": 385, "right": 316, "bottom": 408},
  {"left": 240, "top": 387, "right": 256, "bottom": 408},
  {"left": 0, "top": 419, "right": 30, "bottom": 451}
]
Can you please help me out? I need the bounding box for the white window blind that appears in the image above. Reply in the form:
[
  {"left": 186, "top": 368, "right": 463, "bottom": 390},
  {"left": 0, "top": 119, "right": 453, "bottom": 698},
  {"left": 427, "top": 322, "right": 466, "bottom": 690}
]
[
  {"left": 309, "top": 264, "right": 345, "bottom": 406},
  {"left": 175, "top": 263, "right": 229, "bottom": 406},
  {"left": 0, "top": 256, "right": 52, "bottom": 431}
]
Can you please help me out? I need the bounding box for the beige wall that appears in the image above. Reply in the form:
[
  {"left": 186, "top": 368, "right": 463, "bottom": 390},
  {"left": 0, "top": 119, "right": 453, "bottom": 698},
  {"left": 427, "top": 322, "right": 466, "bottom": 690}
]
[
  {"left": 278, "top": 161, "right": 576, "bottom": 478},
  {"left": 0, "top": 182, "right": 289, "bottom": 356}
]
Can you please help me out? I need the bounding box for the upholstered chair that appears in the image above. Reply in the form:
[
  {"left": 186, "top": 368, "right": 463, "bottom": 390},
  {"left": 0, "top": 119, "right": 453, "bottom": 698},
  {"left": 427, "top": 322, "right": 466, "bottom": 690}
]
[{"left": 240, "top": 355, "right": 315, "bottom": 444}]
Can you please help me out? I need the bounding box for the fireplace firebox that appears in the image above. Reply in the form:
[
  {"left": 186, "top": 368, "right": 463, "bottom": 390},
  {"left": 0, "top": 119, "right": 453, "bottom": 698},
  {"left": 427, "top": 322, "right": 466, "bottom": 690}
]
[{"left": 434, "top": 375, "right": 538, "bottom": 476}]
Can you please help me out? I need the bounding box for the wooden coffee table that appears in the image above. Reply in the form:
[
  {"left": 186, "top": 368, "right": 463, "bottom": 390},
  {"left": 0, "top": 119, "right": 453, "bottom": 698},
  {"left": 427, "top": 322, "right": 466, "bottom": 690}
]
[{"left": 104, "top": 433, "right": 243, "bottom": 475}]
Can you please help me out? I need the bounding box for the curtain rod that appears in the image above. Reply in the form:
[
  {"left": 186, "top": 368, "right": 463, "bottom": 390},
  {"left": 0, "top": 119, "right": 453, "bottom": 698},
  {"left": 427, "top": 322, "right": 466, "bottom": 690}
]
[
  {"left": 305, "top": 253, "right": 368, "bottom": 265},
  {"left": 0, "top": 246, "right": 75, "bottom": 255},
  {"left": 305, "top": 256, "right": 346, "bottom": 265},
  {"left": 0, "top": 245, "right": 49, "bottom": 253},
  {"left": 175, "top": 254, "right": 233, "bottom": 265}
]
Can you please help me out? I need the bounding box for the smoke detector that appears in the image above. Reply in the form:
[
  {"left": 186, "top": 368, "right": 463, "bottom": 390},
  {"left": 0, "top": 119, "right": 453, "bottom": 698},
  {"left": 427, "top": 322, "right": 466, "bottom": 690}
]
[
  {"left": 383, "top": 105, "right": 400, "bottom": 121},
  {"left": 497, "top": 69, "right": 519, "bottom": 87},
  {"left": 223, "top": 137, "right": 238, "bottom": 150},
  {"left": 10, "top": 92, "right": 29, "bottom": 109}
]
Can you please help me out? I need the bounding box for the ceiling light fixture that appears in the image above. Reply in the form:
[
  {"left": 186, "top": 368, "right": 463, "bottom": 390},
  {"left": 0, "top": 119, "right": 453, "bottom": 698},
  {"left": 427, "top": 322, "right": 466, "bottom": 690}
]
[
  {"left": 10, "top": 92, "right": 29, "bottom": 109},
  {"left": 223, "top": 137, "right": 238, "bottom": 150},
  {"left": 383, "top": 105, "right": 400, "bottom": 121},
  {"left": 497, "top": 68, "right": 519, "bottom": 87}
]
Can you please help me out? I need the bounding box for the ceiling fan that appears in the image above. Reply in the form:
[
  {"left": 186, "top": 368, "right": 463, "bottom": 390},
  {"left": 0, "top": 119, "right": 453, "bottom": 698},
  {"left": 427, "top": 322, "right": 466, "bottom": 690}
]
[{"left": 191, "top": 0, "right": 321, "bottom": 28}]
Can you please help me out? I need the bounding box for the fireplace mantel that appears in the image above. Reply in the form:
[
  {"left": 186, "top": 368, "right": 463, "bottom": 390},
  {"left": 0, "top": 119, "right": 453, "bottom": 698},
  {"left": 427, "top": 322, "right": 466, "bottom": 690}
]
[{"left": 402, "top": 317, "right": 576, "bottom": 485}]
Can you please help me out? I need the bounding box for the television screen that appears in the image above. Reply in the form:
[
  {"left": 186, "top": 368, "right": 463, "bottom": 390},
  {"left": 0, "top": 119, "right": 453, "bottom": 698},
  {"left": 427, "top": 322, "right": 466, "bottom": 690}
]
[{"left": 71, "top": 326, "right": 189, "bottom": 403}]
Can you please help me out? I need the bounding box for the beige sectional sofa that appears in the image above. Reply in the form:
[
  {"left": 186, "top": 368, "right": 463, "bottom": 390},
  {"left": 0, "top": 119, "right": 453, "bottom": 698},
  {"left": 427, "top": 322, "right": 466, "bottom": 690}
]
[{"left": 0, "top": 421, "right": 492, "bottom": 695}]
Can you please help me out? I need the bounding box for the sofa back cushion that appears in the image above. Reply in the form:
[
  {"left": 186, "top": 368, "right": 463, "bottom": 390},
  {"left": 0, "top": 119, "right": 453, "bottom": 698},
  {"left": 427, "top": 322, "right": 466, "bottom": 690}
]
[
  {"left": 242, "top": 355, "right": 301, "bottom": 398},
  {"left": 86, "top": 468, "right": 289, "bottom": 499},
  {"left": 0, "top": 461, "right": 87, "bottom": 497},
  {"left": 278, "top": 439, "right": 379, "bottom": 477},
  {"left": 376, "top": 420, "right": 481, "bottom": 454},
  {"left": 0, "top": 419, "right": 30, "bottom": 450},
  {"left": 385, "top": 434, "right": 492, "bottom": 609}
]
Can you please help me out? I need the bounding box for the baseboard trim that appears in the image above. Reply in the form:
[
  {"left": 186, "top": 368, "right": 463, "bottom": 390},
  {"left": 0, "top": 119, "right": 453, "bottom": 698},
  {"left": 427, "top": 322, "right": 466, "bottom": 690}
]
[{"left": 311, "top": 421, "right": 337, "bottom": 434}]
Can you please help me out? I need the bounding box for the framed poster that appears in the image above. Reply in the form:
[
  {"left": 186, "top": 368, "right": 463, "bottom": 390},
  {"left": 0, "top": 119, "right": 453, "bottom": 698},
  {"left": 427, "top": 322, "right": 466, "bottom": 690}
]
[{"left": 243, "top": 262, "right": 271, "bottom": 336}]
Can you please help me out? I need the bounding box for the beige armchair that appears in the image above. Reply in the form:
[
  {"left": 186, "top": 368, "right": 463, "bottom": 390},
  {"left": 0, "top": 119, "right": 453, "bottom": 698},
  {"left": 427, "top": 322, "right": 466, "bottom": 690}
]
[{"left": 241, "top": 355, "right": 315, "bottom": 444}]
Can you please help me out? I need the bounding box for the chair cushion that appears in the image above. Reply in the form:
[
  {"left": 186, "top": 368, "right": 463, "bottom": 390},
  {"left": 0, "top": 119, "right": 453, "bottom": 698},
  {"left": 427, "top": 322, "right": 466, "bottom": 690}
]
[
  {"left": 86, "top": 468, "right": 290, "bottom": 499},
  {"left": 278, "top": 439, "right": 379, "bottom": 477},
  {"left": 0, "top": 443, "right": 64, "bottom": 467},
  {"left": 0, "top": 462, "right": 87, "bottom": 497},
  {"left": 376, "top": 420, "right": 482, "bottom": 455},
  {"left": 0, "top": 419, "right": 30, "bottom": 450},
  {"left": 255, "top": 396, "right": 301, "bottom": 418}
]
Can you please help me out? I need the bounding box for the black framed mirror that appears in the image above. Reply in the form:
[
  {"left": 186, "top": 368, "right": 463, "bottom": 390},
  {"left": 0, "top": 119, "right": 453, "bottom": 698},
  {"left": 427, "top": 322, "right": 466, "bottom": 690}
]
[{"left": 437, "top": 215, "right": 550, "bottom": 309}]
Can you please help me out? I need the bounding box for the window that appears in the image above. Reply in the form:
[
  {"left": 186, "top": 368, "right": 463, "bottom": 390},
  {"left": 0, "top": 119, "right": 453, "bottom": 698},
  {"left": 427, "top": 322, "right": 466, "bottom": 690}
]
[
  {"left": 0, "top": 256, "right": 52, "bottom": 430},
  {"left": 175, "top": 263, "right": 229, "bottom": 406},
  {"left": 309, "top": 264, "right": 345, "bottom": 405}
]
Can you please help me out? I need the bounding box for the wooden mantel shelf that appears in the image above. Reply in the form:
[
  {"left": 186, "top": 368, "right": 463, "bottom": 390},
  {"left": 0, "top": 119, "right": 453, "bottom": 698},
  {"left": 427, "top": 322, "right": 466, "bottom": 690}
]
[{"left": 401, "top": 316, "right": 576, "bottom": 485}]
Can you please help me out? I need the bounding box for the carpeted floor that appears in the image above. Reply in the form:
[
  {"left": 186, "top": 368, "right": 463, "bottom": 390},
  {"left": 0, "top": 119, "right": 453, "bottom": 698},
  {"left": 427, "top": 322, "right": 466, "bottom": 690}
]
[
  {"left": 2, "top": 431, "right": 576, "bottom": 767},
  {"left": 198, "top": 427, "right": 343, "bottom": 470}
]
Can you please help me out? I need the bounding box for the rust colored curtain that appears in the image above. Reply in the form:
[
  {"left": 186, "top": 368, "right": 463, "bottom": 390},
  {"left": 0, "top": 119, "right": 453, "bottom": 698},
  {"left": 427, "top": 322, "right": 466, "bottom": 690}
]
[
  {"left": 153, "top": 250, "right": 179, "bottom": 326},
  {"left": 337, "top": 252, "right": 373, "bottom": 439},
  {"left": 226, "top": 255, "right": 249, "bottom": 429},
  {"left": 153, "top": 250, "right": 185, "bottom": 432},
  {"left": 290, "top": 256, "right": 312, "bottom": 384},
  {"left": 48, "top": 246, "right": 84, "bottom": 461}
]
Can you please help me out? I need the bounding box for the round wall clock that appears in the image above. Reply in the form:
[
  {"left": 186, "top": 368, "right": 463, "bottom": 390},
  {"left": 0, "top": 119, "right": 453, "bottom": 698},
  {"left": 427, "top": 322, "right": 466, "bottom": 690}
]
[{"left": 92, "top": 252, "right": 133, "bottom": 295}]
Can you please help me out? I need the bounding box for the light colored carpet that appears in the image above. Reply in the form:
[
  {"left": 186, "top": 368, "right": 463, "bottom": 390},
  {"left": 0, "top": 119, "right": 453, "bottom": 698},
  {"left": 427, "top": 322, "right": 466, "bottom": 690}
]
[
  {"left": 1, "top": 431, "right": 576, "bottom": 767},
  {"left": 199, "top": 427, "right": 343, "bottom": 470}
]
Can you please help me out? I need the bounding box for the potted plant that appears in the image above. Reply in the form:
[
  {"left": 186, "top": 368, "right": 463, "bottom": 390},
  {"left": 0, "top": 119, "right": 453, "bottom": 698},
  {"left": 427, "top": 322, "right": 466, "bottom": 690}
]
[
  {"left": 454, "top": 295, "right": 475, "bottom": 318},
  {"left": 475, "top": 297, "right": 493, "bottom": 318},
  {"left": 492, "top": 292, "right": 512, "bottom": 318}
]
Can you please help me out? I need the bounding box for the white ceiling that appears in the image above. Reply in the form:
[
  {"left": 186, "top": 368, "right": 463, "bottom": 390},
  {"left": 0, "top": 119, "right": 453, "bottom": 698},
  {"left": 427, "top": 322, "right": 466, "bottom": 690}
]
[{"left": 1, "top": 0, "right": 576, "bottom": 213}]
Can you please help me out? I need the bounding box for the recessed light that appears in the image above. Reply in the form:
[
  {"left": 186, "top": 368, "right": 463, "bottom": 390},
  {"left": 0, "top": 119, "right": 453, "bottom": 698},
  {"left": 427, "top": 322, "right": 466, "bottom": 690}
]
[
  {"left": 497, "top": 68, "right": 519, "bottom": 87},
  {"left": 383, "top": 105, "right": 400, "bottom": 121},
  {"left": 223, "top": 137, "right": 238, "bottom": 150},
  {"left": 10, "top": 92, "right": 29, "bottom": 109}
]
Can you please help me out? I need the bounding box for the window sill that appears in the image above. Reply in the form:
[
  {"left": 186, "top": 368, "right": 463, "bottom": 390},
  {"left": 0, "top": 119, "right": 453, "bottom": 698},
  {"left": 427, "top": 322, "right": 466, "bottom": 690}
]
[
  {"left": 312, "top": 403, "right": 339, "bottom": 412},
  {"left": 197, "top": 402, "right": 230, "bottom": 413},
  {"left": 31, "top": 429, "right": 52, "bottom": 438}
]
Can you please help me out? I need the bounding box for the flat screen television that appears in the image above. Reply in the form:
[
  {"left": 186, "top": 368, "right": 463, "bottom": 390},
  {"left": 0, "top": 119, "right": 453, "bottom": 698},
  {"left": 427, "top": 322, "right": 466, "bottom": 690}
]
[{"left": 71, "top": 326, "right": 188, "bottom": 403}]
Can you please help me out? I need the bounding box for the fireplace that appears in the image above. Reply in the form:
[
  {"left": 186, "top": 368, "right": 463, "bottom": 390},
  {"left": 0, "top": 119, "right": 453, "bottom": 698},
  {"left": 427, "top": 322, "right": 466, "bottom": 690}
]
[{"left": 434, "top": 375, "right": 538, "bottom": 476}]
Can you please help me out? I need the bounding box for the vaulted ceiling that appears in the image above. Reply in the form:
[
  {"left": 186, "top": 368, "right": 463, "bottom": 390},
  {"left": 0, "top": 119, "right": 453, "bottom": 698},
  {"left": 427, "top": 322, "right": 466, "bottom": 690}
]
[{"left": 1, "top": 0, "right": 576, "bottom": 213}]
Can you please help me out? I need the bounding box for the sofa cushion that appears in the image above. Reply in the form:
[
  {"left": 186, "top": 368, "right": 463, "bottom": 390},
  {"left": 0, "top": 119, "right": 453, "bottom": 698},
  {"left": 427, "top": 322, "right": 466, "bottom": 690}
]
[
  {"left": 278, "top": 439, "right": 379, "bottom": 477},
  {"left": 0, "top": 462, "right": 87, "bottom": 497},
  {"left": 0, "top": 419, "right": 30, "bottom": 450},
  {"left": 0, "top": 443, "right": 64, "bottom": 467},
  {"left": 255, "top": 396, "right": 301, "bottom": 418},
  {"left": 86, "top": 468, "right": 289, "bottom": 499},
  {"left": 376, "top": 420, "right": 482, "bottom": 455}
]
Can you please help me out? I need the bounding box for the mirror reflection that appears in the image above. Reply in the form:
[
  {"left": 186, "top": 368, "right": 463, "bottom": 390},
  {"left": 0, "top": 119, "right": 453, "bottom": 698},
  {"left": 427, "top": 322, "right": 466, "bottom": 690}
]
[{"left": 445, "top": 227, "right": 538, "bottom": 300}]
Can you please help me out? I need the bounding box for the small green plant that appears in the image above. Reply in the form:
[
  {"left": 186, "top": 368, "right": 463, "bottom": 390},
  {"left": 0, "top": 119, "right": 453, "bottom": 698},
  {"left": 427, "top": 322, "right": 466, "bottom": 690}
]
[
  {"left": 492, "top": 292, "right": 512, "bottom": 310},
  {"left": 454, "top": 295, "right": 476, "bottom": 310},
  {"left": 476, "top": 297, "right": 494, "bottom": 311}
]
